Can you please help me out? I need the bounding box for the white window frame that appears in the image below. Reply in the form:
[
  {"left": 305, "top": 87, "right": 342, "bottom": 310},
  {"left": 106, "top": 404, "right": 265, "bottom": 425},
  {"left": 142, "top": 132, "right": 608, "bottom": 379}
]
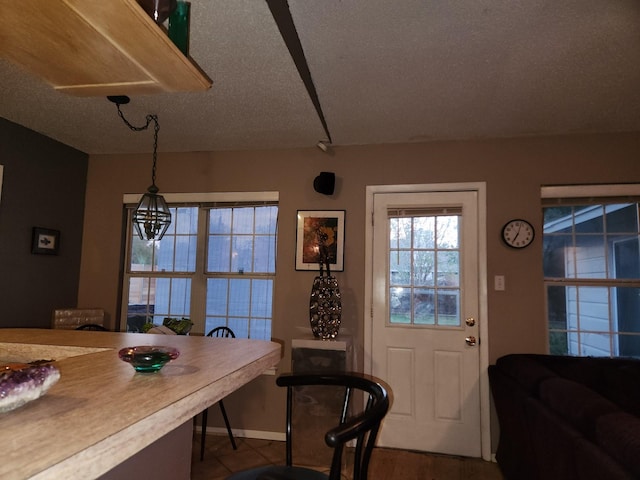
[
  {"left": 542, "top": 183, "right": 640, "bottom": 357},
  {"left": 120, "top": 191, "right": 279, "bottom": 336}
]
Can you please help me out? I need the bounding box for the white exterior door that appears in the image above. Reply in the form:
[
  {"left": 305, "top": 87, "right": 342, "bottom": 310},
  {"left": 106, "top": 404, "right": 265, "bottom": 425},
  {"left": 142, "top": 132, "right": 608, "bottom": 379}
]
[{"left": 368, "top": 187, "right": 485, "bottom": 457}]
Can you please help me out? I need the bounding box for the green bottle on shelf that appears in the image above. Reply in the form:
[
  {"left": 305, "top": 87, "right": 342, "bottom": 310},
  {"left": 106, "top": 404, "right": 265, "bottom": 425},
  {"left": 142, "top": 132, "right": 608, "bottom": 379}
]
[{"left": 169, "top": 1, "right": 190, "bottom": 56}]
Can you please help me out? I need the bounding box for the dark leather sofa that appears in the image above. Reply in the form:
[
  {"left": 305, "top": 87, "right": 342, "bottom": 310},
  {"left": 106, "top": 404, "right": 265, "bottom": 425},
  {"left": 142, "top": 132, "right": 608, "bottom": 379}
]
[{"left": 488, "top": 354, "right": 640, "bottom": 480}]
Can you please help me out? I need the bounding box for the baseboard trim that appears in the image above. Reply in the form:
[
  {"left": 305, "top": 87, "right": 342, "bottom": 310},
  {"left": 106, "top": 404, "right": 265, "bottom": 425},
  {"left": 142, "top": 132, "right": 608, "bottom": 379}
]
[{"left": 195, "top": 426, "right": 285, "bottom": 442}]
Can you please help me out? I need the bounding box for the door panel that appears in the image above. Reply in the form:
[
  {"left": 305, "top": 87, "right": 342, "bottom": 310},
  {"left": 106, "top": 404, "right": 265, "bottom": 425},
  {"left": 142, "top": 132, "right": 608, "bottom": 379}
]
[{"left": 371, "top": 190, "right": 481, "bottom": 457}]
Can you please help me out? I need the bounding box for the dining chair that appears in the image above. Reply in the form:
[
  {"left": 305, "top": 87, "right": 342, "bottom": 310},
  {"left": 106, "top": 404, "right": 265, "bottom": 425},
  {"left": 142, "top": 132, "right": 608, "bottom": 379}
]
[
  {"left": 227, "top": 372, "right": 390, "bottom": 480},
  {"left": 52, "top": 308, "right": 105, "bottom": 330},
  {"left": 75, "top": 324, "right": 109, "bottom": 331},
  {"left": 198, "top": 326, "right": 238, "bottom": 460}
]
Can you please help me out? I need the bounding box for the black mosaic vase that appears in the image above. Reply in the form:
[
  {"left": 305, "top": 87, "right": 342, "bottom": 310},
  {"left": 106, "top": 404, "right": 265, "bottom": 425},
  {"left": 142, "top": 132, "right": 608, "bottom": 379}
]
[{"left": 309, "top": 260, "right": 342, "bottom": 339}]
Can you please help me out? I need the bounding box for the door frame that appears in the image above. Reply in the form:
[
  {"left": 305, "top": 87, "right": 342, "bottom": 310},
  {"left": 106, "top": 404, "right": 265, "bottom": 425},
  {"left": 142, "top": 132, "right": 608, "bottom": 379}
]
[{"left": 364, "top": 182, "right": 491, "bottom": 461}]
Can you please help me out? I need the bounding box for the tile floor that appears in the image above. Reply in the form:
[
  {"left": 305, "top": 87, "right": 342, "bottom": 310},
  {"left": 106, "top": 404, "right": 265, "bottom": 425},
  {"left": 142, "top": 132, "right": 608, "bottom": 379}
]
[{"left": 190, "top": 434, "right": 504, "bottom": 480}]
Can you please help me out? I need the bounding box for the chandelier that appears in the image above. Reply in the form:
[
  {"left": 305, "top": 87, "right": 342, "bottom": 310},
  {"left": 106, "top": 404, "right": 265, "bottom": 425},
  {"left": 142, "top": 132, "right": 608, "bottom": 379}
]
[{"left": 108, "top": 95, "right": 171, "bottom": 241}]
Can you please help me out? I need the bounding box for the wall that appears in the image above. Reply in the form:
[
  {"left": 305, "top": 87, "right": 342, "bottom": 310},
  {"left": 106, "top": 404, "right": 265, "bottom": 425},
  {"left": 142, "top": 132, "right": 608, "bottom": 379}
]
[
  {"left": 0, "top": 118, "right": 88, "bottom": 328},
  {"left": 78, "top": 132, "right": 640, "bottom": 438}
]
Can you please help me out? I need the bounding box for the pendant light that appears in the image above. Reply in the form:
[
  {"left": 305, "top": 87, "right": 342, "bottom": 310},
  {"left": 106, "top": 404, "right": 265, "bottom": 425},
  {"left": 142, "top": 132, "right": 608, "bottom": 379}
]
[{"left": 108, "top": 95, "right": 171, "bottom": 241}]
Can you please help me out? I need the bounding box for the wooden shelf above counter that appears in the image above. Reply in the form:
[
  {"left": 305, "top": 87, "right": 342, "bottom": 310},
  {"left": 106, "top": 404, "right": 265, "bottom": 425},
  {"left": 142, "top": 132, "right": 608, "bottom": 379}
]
[{"left": 1, "top": 0, "right": 212, "bottom": 96}]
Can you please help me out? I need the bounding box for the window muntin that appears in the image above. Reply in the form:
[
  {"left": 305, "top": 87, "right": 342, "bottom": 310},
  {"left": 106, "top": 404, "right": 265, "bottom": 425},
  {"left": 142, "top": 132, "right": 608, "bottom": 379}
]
[
  {"left": 543, "top": 192, "right": 640, "bottom": 358},
  {"left": 204, "top": 205, "right": 277, "bottom": 337},
  {"left": 122, "top": 201, "right": 277, "bottom": 340},
  {"left": 388, "top": 211, "right": 461, "bottom": 327}
]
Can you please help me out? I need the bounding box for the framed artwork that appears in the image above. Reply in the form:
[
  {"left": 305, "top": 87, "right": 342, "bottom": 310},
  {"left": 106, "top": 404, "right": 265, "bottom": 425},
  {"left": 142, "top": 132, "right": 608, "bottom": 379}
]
[
  {"left": 32, "top": 227, "right": 60, "bottom": 255},
  {"left": 296, "top": 210, "right": 345, "bottom": 271}
]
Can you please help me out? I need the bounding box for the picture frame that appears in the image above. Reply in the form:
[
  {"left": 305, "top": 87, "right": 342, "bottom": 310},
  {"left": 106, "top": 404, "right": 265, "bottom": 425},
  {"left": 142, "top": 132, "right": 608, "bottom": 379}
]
[
  {"left": 296, "top": 210, "right": 345, "bottom": 271},
  {"left": 31, "top": 227, "right": 60, "bottom": 255}
]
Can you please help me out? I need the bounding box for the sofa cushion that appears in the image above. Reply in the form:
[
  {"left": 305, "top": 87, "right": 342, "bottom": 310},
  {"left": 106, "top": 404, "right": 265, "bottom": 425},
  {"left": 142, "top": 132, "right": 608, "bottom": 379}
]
[
  {"left": 596, "top": 412, "right": 640, "bottom": 478},
  {"left": 538, "top": 377, "right": 619, "bottom": 441},
  {"left": 494, "top": 354, "right": 557, "bottom": 394},
  {"left": 598, "top": 364, "right": 640, "bottom": 417},
  {"left": 573, "top": 435, "right": 635, "bottom": 480}
]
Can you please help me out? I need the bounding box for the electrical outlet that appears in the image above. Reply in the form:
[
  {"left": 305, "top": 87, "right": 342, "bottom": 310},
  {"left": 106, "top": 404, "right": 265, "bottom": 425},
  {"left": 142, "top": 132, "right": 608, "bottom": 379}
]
[{"left": 494, "top": 275, "right": 505, "bottom": 291}]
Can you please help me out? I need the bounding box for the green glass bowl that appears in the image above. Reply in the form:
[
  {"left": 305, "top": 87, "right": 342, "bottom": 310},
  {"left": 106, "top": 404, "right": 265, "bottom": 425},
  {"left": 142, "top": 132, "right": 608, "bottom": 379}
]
[{"left": 118, "top": 346, "right": 180, "bottom": 373}]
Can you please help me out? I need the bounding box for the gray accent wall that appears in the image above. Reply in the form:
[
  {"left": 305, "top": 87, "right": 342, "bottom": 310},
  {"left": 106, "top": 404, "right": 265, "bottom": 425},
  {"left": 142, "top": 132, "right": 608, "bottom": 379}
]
[{"left": 0, "top": 118, "right": 88, "bottom": 328}]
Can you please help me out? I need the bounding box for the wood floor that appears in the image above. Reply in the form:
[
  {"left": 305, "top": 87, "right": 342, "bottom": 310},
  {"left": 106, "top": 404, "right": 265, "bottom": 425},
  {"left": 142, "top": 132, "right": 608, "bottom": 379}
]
[{"left": 190, "top": 434, "right": 505, "bottom": 480}]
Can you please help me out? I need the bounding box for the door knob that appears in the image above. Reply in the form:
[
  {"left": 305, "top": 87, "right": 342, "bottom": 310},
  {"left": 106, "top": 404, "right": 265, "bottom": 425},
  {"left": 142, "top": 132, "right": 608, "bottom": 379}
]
[
  {"left": 465, "top": 336, "right": 477, "bottom": 346},
  {"left": 465, "top": 317, "right": 476, "bottom": 327}
]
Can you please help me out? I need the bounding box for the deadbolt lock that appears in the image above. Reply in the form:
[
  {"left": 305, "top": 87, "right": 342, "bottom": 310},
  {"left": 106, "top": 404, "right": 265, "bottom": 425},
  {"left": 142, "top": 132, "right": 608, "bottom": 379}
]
[{"left": 465, "top": 317, "right": 476, "bottom": 327}]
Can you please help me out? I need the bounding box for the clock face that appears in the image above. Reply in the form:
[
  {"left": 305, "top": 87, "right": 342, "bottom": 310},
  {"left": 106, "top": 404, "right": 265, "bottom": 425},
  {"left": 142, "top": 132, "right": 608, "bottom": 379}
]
[{"left": 502, "top": 219, "right": 535, "bottom": 249}]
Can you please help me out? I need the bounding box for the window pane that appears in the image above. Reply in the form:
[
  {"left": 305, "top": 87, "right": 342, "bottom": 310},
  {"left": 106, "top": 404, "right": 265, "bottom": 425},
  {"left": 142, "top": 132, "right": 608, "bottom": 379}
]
[
  {"left": 413, "top": 217, "right": 435, "bottom": 249},
  {"left": 153, "top": 278, "right": 191, "bottom": 321},
  {"left": 546, "top": 285, "right": 568, "bottom": 331},
  {"left": 438, "top": 289, "right": 460, "bottom": 326},
  {"left": 157, "top": 238, "right": 175, "bottom": 271},
  {"left": 437, "top": 251, "right": 459, "bottom": 287},
  {"left": 207, "top": 278, "right": 228, "bottom": 316},
  {"left": 390, "top": 217, "right": 412, "bottom": 249},
  {"left": 413, "top": 288, "right": 435, "bottom": 325},
  {"left": 437, "top": 216, "right": 459, "bottom": 249},
  {"left": 618, "top": 334, "right": 640, "bottom": 358},
  {"left": 615, "top": 287, "right": 640, "bottom": 335},
  {"left": 229, "top": 279, "right": 250, "bottom": 316},
  {"left": 208, "top": 236, "right": 231, "bottom": 272},
  {"left": 172, "top": 236, "right": 197, "bottom": 272},
  {"left": 579, "top": 332, "right": 612, "bottom": 357},
  {"left": 543, "top": 235, "right": 572, "bottom": 277},
  {"left": 413, "top": 251, "right": 434, "bottom": 287},
  {"left": 233, "top": 208, "right": 255, "bottom": 234},
  {"left": 125, "top": 279, "right": 155, "bottom": 332},
  {"left": 390, "top": 287, "right": 411, "bottom": 324},
  {"left": 251, "top": 279, "right": 273, "bottom": 318},
  {"left": 254, "top": 236, "right": 276, "bottom": 273},
  {"left": 613, "top": 238, "right": 640, "bottom": 280},
  {"left": 205, "top": 317, "right": 227, "bottom": 336},
  {"left": 255, "top": 206, "right": 278, "bottom": 234},
  {"left": 607, "top": 204, "right": 638, "bottom": 233},
  {"left": 175, "top": 207, "right": 198, "bottom": 234},
  {"left": 549, "top": 331, "right": 568, "bottom": 355},
  {"left": 390, "top": 251, "right": 411, "bottom": 285},
  {"left": 574, "top": 235, "right": 606, "bottom": 279},
  {"left": 575, "top": 205, "right": 604, "bottom": 233},
  {"left": 210, "top": 208, "right": 232, "bottom": 234},
  {"left": 250, "top": 319, "right": 271, "bottom": 340},
  {"left": 227, "top": 318, "right": 249, "bottom": 339},
  {"left": 130, "top": 237, "right": 156, "bottom": 272},
  {"left": 231, "top": 236, "right": 253, "bottom": 273}
]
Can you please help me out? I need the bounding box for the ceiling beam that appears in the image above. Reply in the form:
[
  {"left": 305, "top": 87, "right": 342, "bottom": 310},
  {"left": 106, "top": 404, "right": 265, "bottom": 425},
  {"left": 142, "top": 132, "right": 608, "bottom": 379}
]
[{"left": 266, "top": 0, "right": 333, "bottom": 144}]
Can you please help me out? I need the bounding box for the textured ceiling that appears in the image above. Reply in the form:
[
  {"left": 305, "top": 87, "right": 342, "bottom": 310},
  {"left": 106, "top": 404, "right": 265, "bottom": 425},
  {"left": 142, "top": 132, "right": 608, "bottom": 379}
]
[{"left": 2, "top": 0, "right": 640, "bottom": 155}]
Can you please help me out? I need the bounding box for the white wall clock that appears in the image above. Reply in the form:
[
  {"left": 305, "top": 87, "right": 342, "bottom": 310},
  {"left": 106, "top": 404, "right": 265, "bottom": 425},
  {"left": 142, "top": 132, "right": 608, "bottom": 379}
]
[{"left": 501, "top": 219, "right": 535, "bottom": 249}]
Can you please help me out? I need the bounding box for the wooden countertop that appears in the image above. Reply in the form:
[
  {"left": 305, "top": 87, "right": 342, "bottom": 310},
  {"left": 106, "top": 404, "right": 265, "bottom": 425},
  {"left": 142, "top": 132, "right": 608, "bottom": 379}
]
[{"left": 0, "top": 329, "right": 281, "bottom": 480}]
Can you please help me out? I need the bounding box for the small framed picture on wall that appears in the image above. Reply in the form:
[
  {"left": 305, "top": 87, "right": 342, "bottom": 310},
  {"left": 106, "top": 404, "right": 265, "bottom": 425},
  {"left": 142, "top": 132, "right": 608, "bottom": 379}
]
[
  {"left": 296, "top": 210, "right": 345, "bottom": 271},
  {"left": 31, "top": 227, "right": 60, "bottom": 255}
]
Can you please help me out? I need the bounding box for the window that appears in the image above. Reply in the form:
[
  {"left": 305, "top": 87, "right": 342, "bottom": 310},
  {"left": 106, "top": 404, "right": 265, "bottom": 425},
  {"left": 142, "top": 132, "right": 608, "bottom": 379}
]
[
  {"left": 542, "top": 185, "right": 640, "bottom": 357},
  {"left": 388, "top": 208, "right": 461, "bottom": 327},
  {"left": 121, "top": 193, "right": 278, "bottom": 340}
]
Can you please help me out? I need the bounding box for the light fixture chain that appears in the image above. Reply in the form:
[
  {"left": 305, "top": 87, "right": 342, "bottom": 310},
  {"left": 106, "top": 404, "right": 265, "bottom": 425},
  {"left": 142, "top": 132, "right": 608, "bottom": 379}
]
[
  {"left": 151, "top": 117, "right": 159, "bottom": 187},
  {"left": 115, "top": 104, "right": 160, "bottom": 187}
]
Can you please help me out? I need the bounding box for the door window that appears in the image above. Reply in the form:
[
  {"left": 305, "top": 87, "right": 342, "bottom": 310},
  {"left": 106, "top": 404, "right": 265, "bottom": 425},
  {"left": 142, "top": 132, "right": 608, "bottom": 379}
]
[{"left": 388, "top": 210, "right": 461, "bottom": 327}]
